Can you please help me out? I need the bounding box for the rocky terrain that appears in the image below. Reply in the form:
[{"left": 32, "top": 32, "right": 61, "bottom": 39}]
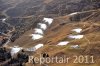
[{"left": 0, "top": 0, "right": 100, "bottom": 66}]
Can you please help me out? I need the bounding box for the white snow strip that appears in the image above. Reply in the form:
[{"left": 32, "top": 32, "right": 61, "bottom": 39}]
[
  {"left": 34, "top": 44, "right": 44, "bottom": 50},
  {"left": 2, "top": 18, "right": 6, "bottom": 22},
  {"left": 26, "top": 44, "right": 44, "bottom": 51},
  {"left": 43, "top": 18, "right": 53, "bottom": 25},
  {"left": 34, "top": 28, "right": 44, "bottom": 34},
  {"left": 31, "top": 34, "right": 43, "bottom": 40},
  {"left": 26, "top": 47, "right": 35, "bottom": 51},
  {"left": 70, "top": 45, "right": 79, "bottom": 48},
  {"left": 10, "top": 46, "right": 22, "bottom": 56},
  {"left": 68, "top": 35, "right": 84, "bottom": 39},
  {"left": 72, "top": 28, "right": 82, "bottom": 33},
  {"left": 38, "top": 23, "right": 47, "bottom": 30},
  {"left": 68, "top": 12, "right": 79, "bottom": 16},
  {"left": 57, "top": 41, "right": 69, "bottom": 46}
]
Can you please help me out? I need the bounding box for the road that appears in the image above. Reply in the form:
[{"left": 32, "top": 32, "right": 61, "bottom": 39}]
[{"left": 0, "top": 18, "right": 15, "bottom": 47}]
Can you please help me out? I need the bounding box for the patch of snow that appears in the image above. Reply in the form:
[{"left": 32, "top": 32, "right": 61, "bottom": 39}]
[
  {"left": 68, "top": 12, "right": 79, "bottom": 16},
  {"left": 26, "top": 44, "right": 44, "bottom": 51},
  {"left": 57, "top": 41, "right": 69, "bottom": 46},
  {"left": 72, "top": 28, "right": 82, "bottom": 33},
  {"left": 38, "top": 23, "right": 47, "bottom": 30},
  {"left": 2, "top": 18, "right": 6, "bottom": 22},
  {"left": 34, "top": 44, "right": 44, "bottom": 50},
  {"left": 31, "top": 34, "right": 43, "bottom": 40},
  {"left": 34, "top": 28, "right": 44, "bottom": 34},
  {"left": 70, "top": 45, "right": 80, "bottom": 49},
  {"left": 10, "top": 46, "right": 22, "bottom": 56},
  {"left": 43, "top": 18, "right": 53, "bottom": 25},
  {"left": 26, "top": 47, "right": 35, "bottom": 51},
  {"left": 68, "top": 35, "right": 84, "bottom": 39}
]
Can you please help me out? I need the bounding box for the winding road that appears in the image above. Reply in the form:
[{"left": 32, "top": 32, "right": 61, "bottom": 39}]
[
  {"left": 2, "top": 0, "right": 25, "bottom": 18},
  {"left": 0, "top": 18, "right": 15, "bottom": 47}
]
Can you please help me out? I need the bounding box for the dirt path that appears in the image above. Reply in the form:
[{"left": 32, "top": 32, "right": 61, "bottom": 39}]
[
  {"left": 2, "top": 0, "right": 24, "bottom": 18},
  {"left": 2, "top": 4, "right": 17, "bottom": 18}
]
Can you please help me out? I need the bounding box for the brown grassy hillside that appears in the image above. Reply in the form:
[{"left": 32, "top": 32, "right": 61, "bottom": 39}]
[{"left": 3, "top": 9, "right": 99, "bottom": 66}]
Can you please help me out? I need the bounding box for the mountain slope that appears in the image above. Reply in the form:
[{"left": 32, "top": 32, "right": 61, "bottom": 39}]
[{"left": 0, "top": 0, "right": 100, "bottom": 66}]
